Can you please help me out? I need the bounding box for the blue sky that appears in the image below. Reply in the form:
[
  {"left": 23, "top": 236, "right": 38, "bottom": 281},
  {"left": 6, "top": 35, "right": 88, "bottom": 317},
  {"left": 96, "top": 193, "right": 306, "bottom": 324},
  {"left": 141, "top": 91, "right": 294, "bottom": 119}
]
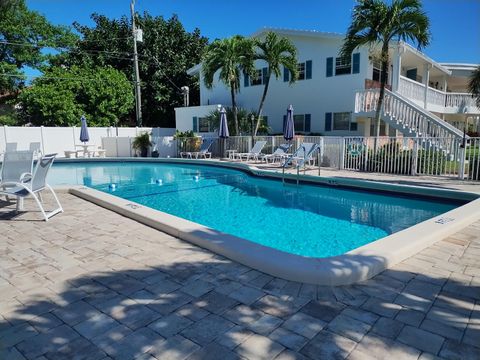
[{"left": 27, "top": 0, "right": 479, "bottom": 64}]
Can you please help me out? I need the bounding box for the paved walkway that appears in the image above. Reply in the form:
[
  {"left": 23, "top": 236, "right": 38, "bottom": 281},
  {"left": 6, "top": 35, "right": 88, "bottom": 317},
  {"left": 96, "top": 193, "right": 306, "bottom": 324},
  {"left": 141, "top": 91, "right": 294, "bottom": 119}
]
[{"left": 0, "top": 193, "right": 479, "bottom": 360}]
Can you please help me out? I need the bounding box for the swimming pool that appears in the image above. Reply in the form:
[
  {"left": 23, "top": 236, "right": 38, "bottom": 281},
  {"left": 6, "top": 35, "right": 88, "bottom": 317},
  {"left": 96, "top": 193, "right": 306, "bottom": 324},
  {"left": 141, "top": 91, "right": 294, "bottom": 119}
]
[{"left": 49, "top": 161, "right": 463, "bottom": 258}]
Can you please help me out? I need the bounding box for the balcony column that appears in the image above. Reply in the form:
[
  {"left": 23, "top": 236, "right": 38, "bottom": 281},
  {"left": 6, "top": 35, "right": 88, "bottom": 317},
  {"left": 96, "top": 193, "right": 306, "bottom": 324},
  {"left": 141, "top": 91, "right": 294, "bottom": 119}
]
[
  {"left": 442, "top": 75, "right": 447, "bottom": 92},
  {"left": 392, "top": 44, "right": 404, "bottom": 92},
  {"left": 422, "top": 63, "right": 431, "bottom": 109}
]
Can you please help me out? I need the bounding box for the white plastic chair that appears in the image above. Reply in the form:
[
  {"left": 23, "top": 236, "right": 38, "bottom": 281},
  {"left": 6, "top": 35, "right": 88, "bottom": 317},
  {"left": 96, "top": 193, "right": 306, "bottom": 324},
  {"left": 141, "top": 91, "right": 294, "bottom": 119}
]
[{"left": 0, "top": 153, "right": 63, "bottom": 221}]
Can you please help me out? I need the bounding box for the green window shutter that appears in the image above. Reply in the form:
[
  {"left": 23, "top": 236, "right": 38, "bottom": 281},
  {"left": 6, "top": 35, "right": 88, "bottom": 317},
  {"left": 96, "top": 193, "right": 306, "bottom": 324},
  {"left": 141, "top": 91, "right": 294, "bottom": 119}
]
[
  {"left": 283, "top": 66, "right": 290, "bottom": 82},
  {"left": 244, "top": 72, "right": 249, "bottom": 87},
  {"left": 326, "top": 57, "right": 333, "bottom": 77},
  {"left": 305, "top": 114, "right": 311, "bottom": 132},
  {"left": 192, "top": 116, "right": 198, "bottom": 132},
  {"left": 262, "top": 67, "right": 268, "bottom": 84},
  {"left": 352, "top": 53, "right": 360, "bottom": 74},
  {"left": 306, "top": 60, "right": 312, "bottom": 79},
  {"left": 325, "top": 112, "right": 332, "bottom": 131}
]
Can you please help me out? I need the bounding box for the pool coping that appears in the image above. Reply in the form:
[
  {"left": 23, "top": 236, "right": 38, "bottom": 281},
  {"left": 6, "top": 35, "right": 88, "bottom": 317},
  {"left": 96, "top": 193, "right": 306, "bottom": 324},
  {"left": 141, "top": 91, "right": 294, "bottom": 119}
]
[{"left": 65, "top": 158, "right": 480, "bottom": 286}]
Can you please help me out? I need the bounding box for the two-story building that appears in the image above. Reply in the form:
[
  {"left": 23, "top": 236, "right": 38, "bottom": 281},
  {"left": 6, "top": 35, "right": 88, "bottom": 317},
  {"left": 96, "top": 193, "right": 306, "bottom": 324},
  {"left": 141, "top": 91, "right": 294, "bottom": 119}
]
[{"left": 175, "top": 28, "right": 479, "bottom": 141}]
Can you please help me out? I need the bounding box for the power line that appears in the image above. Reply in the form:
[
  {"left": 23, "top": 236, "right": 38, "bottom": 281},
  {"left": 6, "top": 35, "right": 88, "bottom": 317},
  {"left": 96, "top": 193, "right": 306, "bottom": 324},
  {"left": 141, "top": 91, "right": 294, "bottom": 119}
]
[
  {"left": 1, "top": 40, "right": 190, "bottom": 92},
  {"left": 0, "top": 40, "right": 136, "bottom": 59},
  {"left": 0, "top": 72, "right": 137, "bottom": 84}
]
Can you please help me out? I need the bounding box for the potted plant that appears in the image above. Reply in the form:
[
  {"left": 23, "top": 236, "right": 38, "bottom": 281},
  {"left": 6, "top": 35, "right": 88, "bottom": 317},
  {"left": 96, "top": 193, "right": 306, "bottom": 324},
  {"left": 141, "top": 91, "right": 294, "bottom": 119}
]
[{"left": 132, "top": 132, "right": 152, "bottom": 157}]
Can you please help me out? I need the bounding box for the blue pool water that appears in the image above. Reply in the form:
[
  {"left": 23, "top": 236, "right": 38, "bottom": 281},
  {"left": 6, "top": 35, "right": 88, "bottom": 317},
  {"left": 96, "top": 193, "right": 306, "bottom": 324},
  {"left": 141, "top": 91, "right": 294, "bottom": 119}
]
[{"left": 49, "top": 162, "right": 462, "bottom": 258}]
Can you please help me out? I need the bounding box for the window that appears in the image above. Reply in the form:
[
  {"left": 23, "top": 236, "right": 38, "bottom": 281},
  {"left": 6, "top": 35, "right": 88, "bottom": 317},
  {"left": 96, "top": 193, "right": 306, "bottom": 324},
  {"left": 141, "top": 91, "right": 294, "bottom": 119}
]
[
  {"left": 285, "top": 61, "right": 312, "bottom": 82},
  {"left": 246, "top": 67, "right": 268, "bottom": 86},
  {"left": 250, "top": 69, "right": 263, "bottom": 86},
  {"left": 372, "top": 60, "right": 388, "bottom": 83},
  {"left": 333, "top": 112, "right": 350, "bottom": 130},
  {"left": 193, "top": 117, "right": 210, "bottom": 133},
  {"left": 297, "top": 63, "right": 306, "bottom": 80},
  {"left": 327, "top": 53, "right": 360, "bottom": 77},
  {"left": 325, "top": 112, "right": 356, "bottom": 131},
  {"left": 335, "top": 56, "right": 351, "bottom": 75},
  {"left": 289, "top": 114, "right": 311, "bottom": 133},
  {"left": 198, "top": 117, "right": 210, "bottom": 132}
]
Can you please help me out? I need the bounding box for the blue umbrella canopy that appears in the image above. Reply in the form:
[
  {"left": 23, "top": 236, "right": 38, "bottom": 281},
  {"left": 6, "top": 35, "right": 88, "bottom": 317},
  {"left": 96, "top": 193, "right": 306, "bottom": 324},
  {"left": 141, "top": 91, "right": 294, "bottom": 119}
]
[
  {"left": 284, "top": 104, "right": 295, "bottom": 141},
  {"left": 218, "top": 107, "right": 229, "bottom": 138},
  {"left": 79, "top": 115, "right": 90, "bottom": 143}
]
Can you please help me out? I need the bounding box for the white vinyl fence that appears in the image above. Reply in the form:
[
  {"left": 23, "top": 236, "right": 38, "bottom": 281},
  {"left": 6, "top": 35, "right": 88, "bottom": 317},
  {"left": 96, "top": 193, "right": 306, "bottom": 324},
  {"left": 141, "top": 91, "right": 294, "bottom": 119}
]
[
  {"left": 1, "top": 127, "right": 479, "bottom": 181},
  {"left": 0, "top": 125, "right": 176, "bottom": 158},
  {"left": 179, "top": 135, "right": 480, "bottom": 181}
]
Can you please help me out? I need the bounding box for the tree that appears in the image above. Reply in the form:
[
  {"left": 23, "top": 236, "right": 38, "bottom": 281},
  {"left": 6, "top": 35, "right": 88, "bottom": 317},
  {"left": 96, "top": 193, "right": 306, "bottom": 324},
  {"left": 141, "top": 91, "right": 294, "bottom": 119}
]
[
  {"left": 341, "top": 0, "right": 430, "bottom": 139},
  {"left": 57, "top": 13, "right": 208, "bottom": 127},
  {"left": 0, "top": 0, "right": 76, "bottom": 95},
  {"left": 253, "top": 32, "right": 298, "bottom": 136},
  {"left": 17, "top": 65, "right": 134, "bottom": 126},
  {"left": 202, "top": 35, "right": 256, "bottom": 135},
  {"left": 468, "top": 65, "right": 480, "bottom": 108}
]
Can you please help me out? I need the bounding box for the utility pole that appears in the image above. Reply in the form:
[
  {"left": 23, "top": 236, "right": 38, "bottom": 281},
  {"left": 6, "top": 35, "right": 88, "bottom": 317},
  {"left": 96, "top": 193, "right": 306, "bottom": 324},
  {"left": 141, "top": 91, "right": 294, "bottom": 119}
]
[{"left": 131, "top": 0, "right": 142, "bottom": 127}]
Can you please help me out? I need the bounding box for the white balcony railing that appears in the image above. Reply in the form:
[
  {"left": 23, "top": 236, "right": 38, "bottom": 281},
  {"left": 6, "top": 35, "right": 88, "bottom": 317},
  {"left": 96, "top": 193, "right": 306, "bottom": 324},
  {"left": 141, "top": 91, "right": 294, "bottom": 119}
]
[
  {"left": 445, "top": 92, "right": 477, "bottom": 108},
  {"left": 427, "top": 87, "right": 445, "bottom": 107},
  {"left": 398, "top": 75, "right": 424, "bottom": 103},
  {"left": 397, "top": 75, "right": 478, "bottom": 113}
]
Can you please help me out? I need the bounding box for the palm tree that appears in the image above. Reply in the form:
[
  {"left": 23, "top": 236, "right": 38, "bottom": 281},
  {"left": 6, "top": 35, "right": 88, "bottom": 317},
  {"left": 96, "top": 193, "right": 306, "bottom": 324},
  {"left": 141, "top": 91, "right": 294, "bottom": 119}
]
[
  {"left": 253, "top": 31, "right": 298, "bottom": 136},
  {"left": 468, "top": 65, "right": 480, "bottom": 108},
  {"left": 202, "top": 35, "right": 255, "bottom": 135},
  {"left": 341, "top": 0, "right": 430, "bottom": 139}
]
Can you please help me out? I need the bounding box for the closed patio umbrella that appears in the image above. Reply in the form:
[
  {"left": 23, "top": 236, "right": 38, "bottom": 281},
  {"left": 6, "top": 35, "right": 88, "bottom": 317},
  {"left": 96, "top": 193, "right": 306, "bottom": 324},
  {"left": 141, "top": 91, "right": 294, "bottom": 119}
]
[
  {"left": 79, "top": 115, "right": 90, "bottom": 144},
  {"left": 284, "top": 104, "right": 295, "bottom": 148},
  {"left": 218, "top": 107, "right": 229, "bottom": 158}
]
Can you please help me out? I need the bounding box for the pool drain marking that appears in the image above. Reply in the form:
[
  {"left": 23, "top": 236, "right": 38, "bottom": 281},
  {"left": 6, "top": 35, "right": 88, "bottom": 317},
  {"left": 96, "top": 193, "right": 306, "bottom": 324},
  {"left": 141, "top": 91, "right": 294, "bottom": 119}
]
[
  {"left": 435, "top": 217, "right": 454, "bottom": 224},
  {"left": 125, "top": 203, "right": 141, "bottom": 210}
]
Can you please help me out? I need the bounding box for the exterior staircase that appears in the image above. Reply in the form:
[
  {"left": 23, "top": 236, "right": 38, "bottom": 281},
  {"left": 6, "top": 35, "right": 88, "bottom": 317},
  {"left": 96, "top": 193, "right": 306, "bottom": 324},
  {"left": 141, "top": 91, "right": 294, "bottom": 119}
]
[{"left": 355, "top": 88, "right": 466, "bottom": 154}]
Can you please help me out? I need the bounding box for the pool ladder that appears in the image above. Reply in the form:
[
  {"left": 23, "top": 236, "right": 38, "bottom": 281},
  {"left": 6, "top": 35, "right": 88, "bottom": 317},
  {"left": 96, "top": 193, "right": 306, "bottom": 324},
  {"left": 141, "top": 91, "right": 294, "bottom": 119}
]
[{"left": 281, "top": 144, "right": 321, "bottom": 185}]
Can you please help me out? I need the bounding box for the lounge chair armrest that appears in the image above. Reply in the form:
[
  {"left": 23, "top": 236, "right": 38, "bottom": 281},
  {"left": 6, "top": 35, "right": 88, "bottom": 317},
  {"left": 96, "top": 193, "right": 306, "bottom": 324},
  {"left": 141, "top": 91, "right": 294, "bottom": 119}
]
[{"left": 19, "top": 172, "right": 33, "bottom": 182}]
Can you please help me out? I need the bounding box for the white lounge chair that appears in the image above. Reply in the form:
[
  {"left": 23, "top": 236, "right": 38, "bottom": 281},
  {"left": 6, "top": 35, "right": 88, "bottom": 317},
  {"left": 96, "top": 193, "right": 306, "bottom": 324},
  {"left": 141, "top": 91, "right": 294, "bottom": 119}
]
[
  {"left": 29, "top": 142, "right": 42, "bottom": 157},
  {"left": 261, "top": 143, "right": 291, "bottom": 163},
  {"left": 0, "top": 150, "right": 34, "bottom": 185},
  {"left": 6, "top": 143, "right": 18, "bottom": 152},
  {"left": 235, "top": 141, "right": 267, "bottom": 161},
  {"left": 283, "top": 142, "right": 319, "bottom": 168},
  {"left": 181, "top": 138, "right": 215, "bottom": 159},
  {"left": 0, "top": 153, "right": 63, "bottom": 221}
]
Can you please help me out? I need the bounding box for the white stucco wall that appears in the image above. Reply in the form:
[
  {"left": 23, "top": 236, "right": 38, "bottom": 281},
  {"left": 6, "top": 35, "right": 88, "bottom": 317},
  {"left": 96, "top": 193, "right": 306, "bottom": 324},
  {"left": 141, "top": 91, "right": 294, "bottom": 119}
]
[
  {"left": 174, "top": 104, "right": 221, "bottom": 133},
  {"left": 190, "top": 33, "right": 371, "bottom": 136}
]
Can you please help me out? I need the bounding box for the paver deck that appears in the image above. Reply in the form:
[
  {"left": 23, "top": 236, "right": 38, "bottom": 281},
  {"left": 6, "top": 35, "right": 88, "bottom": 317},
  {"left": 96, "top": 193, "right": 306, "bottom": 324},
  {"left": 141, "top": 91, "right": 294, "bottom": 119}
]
[{"left": 0, "top": 192, "right": 479, "bottom": 360}]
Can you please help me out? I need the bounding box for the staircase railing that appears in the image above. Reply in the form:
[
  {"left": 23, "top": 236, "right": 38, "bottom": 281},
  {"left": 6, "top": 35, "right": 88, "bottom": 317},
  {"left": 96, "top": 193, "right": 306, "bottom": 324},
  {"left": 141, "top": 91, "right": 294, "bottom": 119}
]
[{"left": 355, "top": 88, "right": 465, "bottom": 140}]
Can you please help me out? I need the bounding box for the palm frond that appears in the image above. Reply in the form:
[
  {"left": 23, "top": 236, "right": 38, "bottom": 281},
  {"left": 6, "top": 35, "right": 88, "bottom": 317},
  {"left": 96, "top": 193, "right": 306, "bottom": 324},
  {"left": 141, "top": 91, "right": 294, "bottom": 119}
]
[{"left": 469, "top": 65, "right": 480, "bottom": 108}]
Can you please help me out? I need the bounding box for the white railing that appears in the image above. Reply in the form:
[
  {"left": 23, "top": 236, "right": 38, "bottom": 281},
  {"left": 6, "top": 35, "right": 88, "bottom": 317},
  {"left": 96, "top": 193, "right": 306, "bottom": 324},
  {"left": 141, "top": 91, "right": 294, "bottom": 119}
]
[
  {"left": 398, "top": 75, "right": 478, "bottom": 112},
  {"left": 355, "top": 88, "right": 464, "bottom": 142},
  {"left": 342, "top": 136, "right": 480, "bottom": 180},
  {"left": 398, "top": 75, "right": 425, "bottom": 103},
  {"left": 445, "top": 92, "right": 477, "bottom": 108},
  {"left": 427, "top": 87, "right": 446, "bottom": 107},
  {"left": 174, "top": 135, "right": 480, "bottom": 181}
]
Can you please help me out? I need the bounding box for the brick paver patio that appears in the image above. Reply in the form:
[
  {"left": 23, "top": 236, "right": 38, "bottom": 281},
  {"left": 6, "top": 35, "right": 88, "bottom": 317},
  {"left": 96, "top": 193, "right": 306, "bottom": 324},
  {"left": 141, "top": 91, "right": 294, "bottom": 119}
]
[{"left": 0, "top": 193, "right": 479, "bottom": 359}]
